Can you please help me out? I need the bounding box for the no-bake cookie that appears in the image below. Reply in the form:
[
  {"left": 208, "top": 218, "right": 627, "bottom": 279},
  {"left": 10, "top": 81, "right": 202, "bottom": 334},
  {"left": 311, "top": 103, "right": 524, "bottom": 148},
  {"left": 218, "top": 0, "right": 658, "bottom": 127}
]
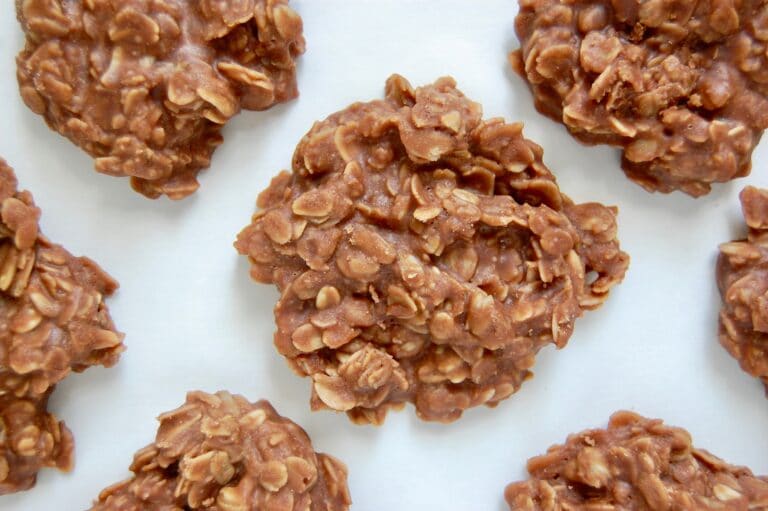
[
  {"left": 718, "top": 185, "right": 768, "bottom": 392},
  {"left": 16, "top": 0, "right": 305, "bottom": 199},
  {"left": 505, "top": 411, "right": 768, "bottom": 510},
  {"left": 0, "top": 158, "right": 123, "bottom": 494},
  {"left": 236, "top": 75, "right": 629, "bottom": 424},
  {"left": 90, "top": 391, "right": 351, "bottom": 511},
  {"left": 511, "top": 0, "right": 768, "bottom": 196}
]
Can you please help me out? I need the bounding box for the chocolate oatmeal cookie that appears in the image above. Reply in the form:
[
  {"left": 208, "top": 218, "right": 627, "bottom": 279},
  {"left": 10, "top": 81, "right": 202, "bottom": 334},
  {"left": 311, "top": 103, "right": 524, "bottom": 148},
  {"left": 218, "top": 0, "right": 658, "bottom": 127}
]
[
  {"left": 505, "top": 411, "right": 768, "bottom": 510},
  {"left": 718, "top": 185, "right": 768, "bottom": 392},
  {"left": 0, "top": 158, "right": 123, "bottom": 494},
  {"left": 90, "top": 391, "right": 351, "bottom": 511},
  {"left": 235, "top": 75, "right": 629, "bottom": 424},
  {"left": 512, "top": 0, "right": 768, "bottom": 196},
  {"left": 16, "top": 0, "right": 305, "bottom": 199}
]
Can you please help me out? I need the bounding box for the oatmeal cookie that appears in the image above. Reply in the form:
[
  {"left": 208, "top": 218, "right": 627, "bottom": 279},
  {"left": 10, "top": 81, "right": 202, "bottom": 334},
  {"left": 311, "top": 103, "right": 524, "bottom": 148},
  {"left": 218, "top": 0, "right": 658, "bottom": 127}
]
[
  {"left": 236, "top": 75, "right": 628, "bottom": 424},
  {"left": 512, "top": 0, "right": 768, "bottom": 196},
  {"left": 718, "top": 185, "right": 768, "bottom": 392},
  {"left": 90, "top": 391, "right": 351, "bottom": 511},
  {"left": 16, "top": 0, "right": 305, "bottom": 199},
  {"left": 0, "top": 158, "right": 123, "bottom": 494},
  {"left": 506, "top": 411, "right": 768, "bottom": 510}
]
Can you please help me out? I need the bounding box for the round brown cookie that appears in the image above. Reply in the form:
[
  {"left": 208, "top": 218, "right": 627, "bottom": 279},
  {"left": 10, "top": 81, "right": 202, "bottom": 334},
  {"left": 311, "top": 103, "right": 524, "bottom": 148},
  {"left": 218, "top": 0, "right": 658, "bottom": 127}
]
[
  {"left": 16, "top": 0, "right": 305, "bottom": 199},
  {"left": 505, "top": 411, "right": 768, "bottom": 510},
  {"left": 0, "top": 158, "right": 124, "bottom": 494},
  {"left": 90, "top": 391, "right": 352, "bottom": 511},
  {"left": 718, "top": 186, "right": 768, "bottom": 392},
  {"left": 235, "top": 75, "right": 629, "bottom": 424},
  {"left": 511, "top": 0, "right": 768, "bottom": 197}
]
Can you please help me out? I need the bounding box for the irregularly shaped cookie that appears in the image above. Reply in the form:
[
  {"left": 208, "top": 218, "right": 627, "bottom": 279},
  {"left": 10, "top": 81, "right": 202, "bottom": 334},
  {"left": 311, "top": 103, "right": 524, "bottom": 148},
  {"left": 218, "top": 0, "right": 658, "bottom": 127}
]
[
  {"left": 90, "top": 391, "right": 351, "bottom": 511},
  {"left": 16, "top": 0, "right": 305, "bottom": 199},
  {"left": 505, "top": 411, "right": 768, "bottom": 510},
  {"left": 235, "top": 75, "right": 629, "bottom": 424},
  {"left": 0, "top": 158, "right": 123, "bottom": 494},
  {"left": 718, "top": 186, "right": 768, "bottom": 392},
  {"left": 511, "top": 0, "right": 768, "bottom": 196}
]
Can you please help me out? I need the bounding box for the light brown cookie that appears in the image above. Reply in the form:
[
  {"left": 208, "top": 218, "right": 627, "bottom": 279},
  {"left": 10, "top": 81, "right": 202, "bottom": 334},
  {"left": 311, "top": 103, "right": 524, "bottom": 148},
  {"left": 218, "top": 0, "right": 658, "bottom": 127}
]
[
  {"left": 505, "top": 411, "right": 768, "bottom": 510},
  {"left": 718, "top": 186, "right": 768, "bottom": 392},
  {"left": 16, "top": 0, "right": 305, "bottom": 199},
  {"left": 512, "top": 0, "right": 768, "bottom": 196},
  {"left": 236, "top": 75, "right": 628, "bottom": 424},
  {"left": 0, "top": 158, "right": 123, "bottom": 494},
  {"left": 90, "top": 391, "right": 351, "bottom": 511}
]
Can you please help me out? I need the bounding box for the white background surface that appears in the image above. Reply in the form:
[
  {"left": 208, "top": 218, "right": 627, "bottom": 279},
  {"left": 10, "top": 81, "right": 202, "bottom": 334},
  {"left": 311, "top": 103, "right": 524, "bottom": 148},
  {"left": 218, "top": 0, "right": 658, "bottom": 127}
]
[{"left": 1, "top": 1, "right": 767, "bottom": 509}]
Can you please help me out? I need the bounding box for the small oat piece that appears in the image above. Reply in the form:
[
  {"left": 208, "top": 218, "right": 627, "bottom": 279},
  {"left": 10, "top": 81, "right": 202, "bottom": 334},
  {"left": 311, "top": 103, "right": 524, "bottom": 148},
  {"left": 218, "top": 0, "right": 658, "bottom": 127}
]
[
  {"left": 511, "top": 0, "right": 768, "bottom": 197},
  {"left": 718, "top": 186, "right": 768, "bottom": 392},
  {"left": 505, "top": 411, "right": 768, "bottom": 510},
  {"left": 0, "top": 158, "right": 123, "bottom": 494},
  {"left": 16, "top": 0, "right": 305, "bottom": 199},
  {"left": 235, "top": 75, "right": 629, "bottom": 424},
  {"left": 89, "top": 391, "right": 352, "bottom": 511}
]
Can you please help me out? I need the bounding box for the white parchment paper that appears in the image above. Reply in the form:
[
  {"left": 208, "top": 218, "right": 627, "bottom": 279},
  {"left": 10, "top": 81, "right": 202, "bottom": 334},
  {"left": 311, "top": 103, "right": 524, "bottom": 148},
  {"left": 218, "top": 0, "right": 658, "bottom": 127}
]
[{"left": 1, "top": 2, "right": 766, "bottom": 509}]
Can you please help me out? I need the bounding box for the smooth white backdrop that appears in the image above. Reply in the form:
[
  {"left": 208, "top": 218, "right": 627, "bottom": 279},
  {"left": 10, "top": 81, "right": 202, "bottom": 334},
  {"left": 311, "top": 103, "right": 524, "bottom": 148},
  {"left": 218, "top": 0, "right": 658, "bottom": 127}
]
[{"left": 1, "top": 1, "right": 767, "bottom": 509}]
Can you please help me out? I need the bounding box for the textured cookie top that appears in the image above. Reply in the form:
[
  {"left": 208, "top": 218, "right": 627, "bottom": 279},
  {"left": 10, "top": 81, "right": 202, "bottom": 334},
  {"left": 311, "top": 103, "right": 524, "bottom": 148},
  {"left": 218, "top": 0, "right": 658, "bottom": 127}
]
[
  {"left": 90, "top": 391, "right": 351, "bottom": 511},
  {"left": 718, "top": 186, "right": 768, "bottom": 389},
  {"left": 16, "top": 0, "right": 305, "bottom": 199},
  {"left": 512, "top": 0, "right": 768, "bottom": 196},
  {"left": 236, "top": 75, "right": 628, "bottom": 424},
  {"left": 0, "top": 158, "right": 123, "bottom": 494},
  {"left": 505, "top": 411, "right": 768, "bottom": 510}
]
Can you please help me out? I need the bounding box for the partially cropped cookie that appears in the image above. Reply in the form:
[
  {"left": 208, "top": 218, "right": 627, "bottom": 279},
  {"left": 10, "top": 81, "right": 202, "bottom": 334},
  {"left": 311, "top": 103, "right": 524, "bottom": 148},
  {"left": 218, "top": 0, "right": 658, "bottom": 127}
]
[
  {"left": 0, "top": 158, "right": 123, "bottom": 494},
  {"left": 718, "top": 186, "right": 768, "bottom": 392},
  {"left": 90, "top": 391, "right": 351, "bottom": 511},
  {"left": 16, "top": 0, "right": 305, "bottom": 199},
  {"left": 505, "top": 411, "right": 768, "bottom": 510},
  {"left": 511, "top": 0, "right": 768, "bottom": 196},
  {"left": 236, "top": 75, "right": 629, "bottom": 424}
]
